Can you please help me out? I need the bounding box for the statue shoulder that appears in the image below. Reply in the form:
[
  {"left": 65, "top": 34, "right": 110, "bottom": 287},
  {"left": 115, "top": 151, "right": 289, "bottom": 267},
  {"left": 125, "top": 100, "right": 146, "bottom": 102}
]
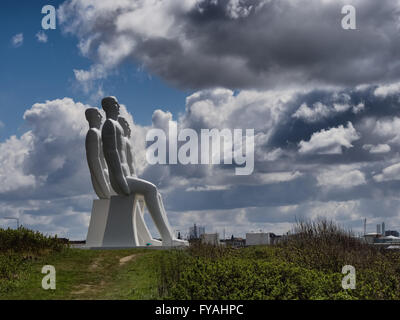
[
  {"left": 102, "top": 119, "right": 116, "bottom": 134},
  {"left": 86, "top": 129, "right": 100, "bottom": 143}
]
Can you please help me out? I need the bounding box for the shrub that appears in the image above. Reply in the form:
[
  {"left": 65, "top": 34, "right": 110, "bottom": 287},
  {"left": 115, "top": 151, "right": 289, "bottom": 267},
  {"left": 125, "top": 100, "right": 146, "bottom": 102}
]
[
  {"left": 157, "top": 220, "right": 400, "bottom": 300},
  {"left": 0, "top": 227, "right": 66, "bottom": 254}
]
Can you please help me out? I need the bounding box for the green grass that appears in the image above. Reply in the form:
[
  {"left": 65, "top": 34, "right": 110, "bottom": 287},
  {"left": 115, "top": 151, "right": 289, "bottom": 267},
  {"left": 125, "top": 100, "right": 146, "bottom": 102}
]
[
  {"left": 2, "top": 220, "right": 400, "bottom": 300},
  {"left": 1, "top": 248, "right": 162, "bottom": 300},
  {"left": 157, "top": 221, "right": 400, "bottom": 300}
]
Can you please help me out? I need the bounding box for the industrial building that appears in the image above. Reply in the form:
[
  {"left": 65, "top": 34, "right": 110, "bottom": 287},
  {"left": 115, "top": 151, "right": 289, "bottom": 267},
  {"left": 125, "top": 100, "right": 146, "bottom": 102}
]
[
  {"left": 189, "top": 223, "right": 206, "bottom": 240},
  {"left": 201, "top": 233, "right": 219, "bottom": 246},
  {"left": 245, "top": 233, "right": 280, "bottom": 246}
]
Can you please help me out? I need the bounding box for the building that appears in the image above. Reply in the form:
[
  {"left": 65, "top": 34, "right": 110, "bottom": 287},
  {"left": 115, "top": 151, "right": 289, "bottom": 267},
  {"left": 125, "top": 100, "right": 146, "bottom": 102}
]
[
  {"left": 364, "top": 233, "right": 381, "bottom": 244},
  {"left": 201, "top": 233, "right": 219, "bottom": 246},
  {"left": 377, "top": 224, "right": 381, "bottom": 235},
  {"left": 189, "top": 224, "right": 206, "bottom": 240},
  {"left": 246, "top": 233, "right": 279, "bottom": 246},
  {"left": 224, "top": 237, "right": 246, "bottom": 247},
  {"left": 385, "top": 230, "right": 400, "bottom": 237},
  {"left": 375, "top": 235, "right": 400, "bottom": 244}
]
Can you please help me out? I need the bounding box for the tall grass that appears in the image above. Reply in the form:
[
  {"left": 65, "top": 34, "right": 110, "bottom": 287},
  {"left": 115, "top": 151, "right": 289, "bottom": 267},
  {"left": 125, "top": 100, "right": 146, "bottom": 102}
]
[
  {"left": 278, "top": 219, "right": 385, "bottom": 272},
  {"left": 0, "top": 227, "right": 66, "bottom": 254},
  {"left": 157, "top": 219, "right": 400, "bottom": 300},
  {"left": 0, "top": 227, "right": 67, "bottom": 293}
]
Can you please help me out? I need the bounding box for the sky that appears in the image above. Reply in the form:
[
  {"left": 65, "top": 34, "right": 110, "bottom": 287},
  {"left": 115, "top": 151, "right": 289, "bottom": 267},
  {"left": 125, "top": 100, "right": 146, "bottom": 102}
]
[{"left": 2, "top": 0, "right": 400, "bottom": 239}]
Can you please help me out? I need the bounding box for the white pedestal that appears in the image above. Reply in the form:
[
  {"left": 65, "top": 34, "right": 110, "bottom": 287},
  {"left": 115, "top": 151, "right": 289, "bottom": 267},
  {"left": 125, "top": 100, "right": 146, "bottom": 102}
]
[
  {"left": 86, "top": 199, "right": 110, "bottom": 247},
  {"left": 101, "top": 195, "right": 139, "bottom": 247},
  {"left": 86, "top": 195, "right": 163, "bottom": 248}
]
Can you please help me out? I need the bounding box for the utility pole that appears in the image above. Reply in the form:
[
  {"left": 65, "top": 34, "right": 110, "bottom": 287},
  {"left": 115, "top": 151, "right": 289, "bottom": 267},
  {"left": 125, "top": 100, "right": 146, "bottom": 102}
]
[{"left": 363, "top": 218, "right": 366, "bottom": 236}]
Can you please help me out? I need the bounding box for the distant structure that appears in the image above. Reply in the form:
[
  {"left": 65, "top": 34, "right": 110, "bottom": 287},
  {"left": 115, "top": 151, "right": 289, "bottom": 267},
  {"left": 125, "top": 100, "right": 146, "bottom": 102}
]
[
  {"left": 382, "top": 222, "right": 385, "bottom": 236},
  {"left": 246, "top": 232, "right": 279, "bottom": 246},
  {"left": 189, "top": 223, "right": 206, "bottom": 240},
  {"left": 385, "top": 230, "right": 400, "bottom": 237},
  {"left": 377, "top": 224, "right": 381, "bottom": 235},
  {"left": 201, "top": 233, "right": 219, "bottom": 246},
  {"left": 224, "top": 236, "right": 245, "bottom": 247},
  {"left": 363, "top": 218, "right": 367, "bottom": 236}
]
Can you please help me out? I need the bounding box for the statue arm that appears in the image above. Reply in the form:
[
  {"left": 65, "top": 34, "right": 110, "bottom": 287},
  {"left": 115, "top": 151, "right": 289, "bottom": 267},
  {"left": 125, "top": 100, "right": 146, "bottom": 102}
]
[
  {"left": 85, "top": 131, "right": 111, "bottom": 198},
  {"left": 126, "top": 143, "right": 137, "bottom": 177},
  {"left": 102, "top": 121, "right": 130, "bottom": 195}
]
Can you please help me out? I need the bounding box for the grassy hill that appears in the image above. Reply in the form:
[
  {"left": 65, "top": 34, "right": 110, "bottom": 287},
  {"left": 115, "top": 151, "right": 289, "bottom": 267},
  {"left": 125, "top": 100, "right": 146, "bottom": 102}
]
[
  {"left": 2, "top": 248, "right": 161, "bottom": 300},
  {"left": 1, "top": 221, "right": 400, "bottom": 300}
]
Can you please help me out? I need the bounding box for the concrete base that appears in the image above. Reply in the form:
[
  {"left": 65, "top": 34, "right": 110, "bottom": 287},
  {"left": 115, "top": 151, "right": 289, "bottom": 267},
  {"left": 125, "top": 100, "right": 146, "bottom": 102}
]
[
  {"left": 86, "top": 199, "right": 110, "bottom": 247},
  {"left": 86, "top": 195, "right": 163, "bottom": 248},
  {"left": 102, "top": 195, "right": 139, "bottom": 247}
]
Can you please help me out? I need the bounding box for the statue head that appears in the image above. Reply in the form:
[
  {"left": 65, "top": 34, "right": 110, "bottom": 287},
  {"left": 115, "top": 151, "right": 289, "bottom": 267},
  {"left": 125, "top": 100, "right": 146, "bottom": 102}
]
[
  {"left": 118, "top": 116, "right": 131, "bottom": 138},
  {"left": 102, "top": 96, "right": 120, "bottom": 120},
  {"left": 85, "top": 108, "right": 102, "bottom": 129}
]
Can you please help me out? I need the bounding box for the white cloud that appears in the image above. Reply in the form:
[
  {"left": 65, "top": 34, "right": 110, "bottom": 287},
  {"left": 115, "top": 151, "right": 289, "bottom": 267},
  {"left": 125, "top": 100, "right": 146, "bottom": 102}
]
[
  {"left": 372, "top": 117, "right": 400, "bottom": 145},
  {"left": 292, "top": 100, "right": 365, "bottom": 123},
  {"left": 363, "top": 144, "right": 391, "bottom": 154},
  {"left": 292, "top": 102, "right": 330, "bottom": 123},
  {"left": 374, "top": 163, "right": 400, "bottom": 182},
  {"left": 2, "top": 86, "right": 400, "bottom": 239},
  {"left": 298, "top": 122, "right": 360, "bottom": 155},
  {"left": 0, "top": 133, "right": 36, "bottom": 193},
  {"left": 258, "top": 171, "right": 303, "bottom": 184},
  {"left": 11, "top": 33, "right": 23, "bottom": 47},
  {"left": 35, "top": 31, "right": 48, "bottom": 43},
  {"left": 316, "top": 166, "right": 366, "bottom": 189},
  {"left": 57, "top": 0, "right": 400, "bottom": 91},
  {"left": 374, "top": 82, "right": 400, "bottom": 98}
]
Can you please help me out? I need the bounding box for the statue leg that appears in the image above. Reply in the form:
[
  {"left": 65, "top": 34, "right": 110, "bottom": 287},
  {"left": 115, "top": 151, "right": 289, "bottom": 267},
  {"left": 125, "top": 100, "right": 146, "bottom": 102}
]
[{"left": 126, "top": 177, "right": 185, "bottom": 246}]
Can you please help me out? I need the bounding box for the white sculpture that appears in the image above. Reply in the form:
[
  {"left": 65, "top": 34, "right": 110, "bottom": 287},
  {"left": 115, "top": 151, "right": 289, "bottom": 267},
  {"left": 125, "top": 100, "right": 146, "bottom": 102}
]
[
  {"left": 84, "top": 98, "right": 188, "bottom": 247},
  {"left": 85, "top": 108, "right": 114, "bottom": 247},
  {"left": 85, "top": 108, "right": 113, "bottom": 199},
  {"left": 101, "top": 96, "right": 187, "bottom": 247}
]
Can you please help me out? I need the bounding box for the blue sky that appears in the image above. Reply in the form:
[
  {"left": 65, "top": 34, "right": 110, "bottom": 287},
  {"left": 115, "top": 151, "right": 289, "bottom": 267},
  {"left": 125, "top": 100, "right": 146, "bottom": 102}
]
[
  {"left": 0, "top": 0, "right": 190, "bottom": 141},
  {"left": 2, "top": 0, "right": 400, "bottom": 240}
]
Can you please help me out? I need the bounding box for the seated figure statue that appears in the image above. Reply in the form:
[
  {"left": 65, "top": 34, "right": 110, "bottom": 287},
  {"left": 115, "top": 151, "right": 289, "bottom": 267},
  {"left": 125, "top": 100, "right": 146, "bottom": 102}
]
[
  {"left": 85, "top": 108, "right": 113, "bottom": 199},
  {"left": 101, "top": 96, "right": 187, "bottom": 246}
]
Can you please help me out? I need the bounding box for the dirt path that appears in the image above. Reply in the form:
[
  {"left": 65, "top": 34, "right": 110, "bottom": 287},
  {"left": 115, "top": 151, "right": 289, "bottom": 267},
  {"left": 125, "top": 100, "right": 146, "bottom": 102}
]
[
  {"left": 119, "top": 254, "right": 138, "bottom": 266},
  {"left": 71, "top": 252, "right": 142, "bottom": 298}
]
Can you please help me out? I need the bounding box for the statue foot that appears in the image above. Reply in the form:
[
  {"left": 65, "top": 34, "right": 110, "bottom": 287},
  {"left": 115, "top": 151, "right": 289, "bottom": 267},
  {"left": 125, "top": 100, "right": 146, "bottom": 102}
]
[{"left": 143, "top": 238, "right": 162, "bottom": 247}]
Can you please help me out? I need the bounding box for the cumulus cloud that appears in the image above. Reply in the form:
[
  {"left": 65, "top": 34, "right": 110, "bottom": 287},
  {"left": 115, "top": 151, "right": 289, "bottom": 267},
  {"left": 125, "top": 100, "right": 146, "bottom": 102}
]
[
  {"left": 374, "top": 163, "right": 400, "bottom": 182},
  {"left": 363, "top": 144, "right": 391, "bottom": 154},
  {"left": 374, "top": 82, "right": 400, "bottom": 98},
  {"left": 372, "top": 117, "right": 400, "bottom": 145},
  {"left": 316, "top": 166, "right": 366, "bottom": 189},
  {"left": 4, "top": 83, "right": 400, "bottom": 238},
  {"left": 298, "top": 122, "right": 360, "bottom": 155},
  {"left": 11, "top": 33, "right": 23, "bottom": 47},
  {"left": 292, "top": 102, "right": 331, "bottom": 123},
  {"left": 58, "top": 0, "right": 400, "bottom": 90},
  {"left": 0, "top": 133, "right": 36, "bottom": 193},
  {"left": 35, "top": 31, "right": 48, "bottom": 43}
]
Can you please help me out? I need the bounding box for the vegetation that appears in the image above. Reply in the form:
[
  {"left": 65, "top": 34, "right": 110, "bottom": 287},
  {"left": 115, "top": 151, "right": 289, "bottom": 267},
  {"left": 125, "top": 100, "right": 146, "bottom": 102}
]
[
  {"left": 158, "top": 220, "right": 400, "bottom": 300},
  {"left": 0, "top": 227, "right": 66, "bottom": 294},
  {"left": 0, "top": 227, "right": 160, "bottom": 299},
  {"left": 2, "top": 220, "right": 400, "bottom": 300}
]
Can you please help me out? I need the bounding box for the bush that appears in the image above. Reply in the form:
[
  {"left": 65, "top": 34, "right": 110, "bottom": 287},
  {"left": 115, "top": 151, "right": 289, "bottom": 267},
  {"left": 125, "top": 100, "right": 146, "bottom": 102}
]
[
  {"left": 157, "top": 220, "right": 400, "bottom": 300},
  {"left": 0, "top": 227, "right": 67, "bottom": 293},
  {"left": 0, "top": 227, "right": 66, "bottom": 254}
]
